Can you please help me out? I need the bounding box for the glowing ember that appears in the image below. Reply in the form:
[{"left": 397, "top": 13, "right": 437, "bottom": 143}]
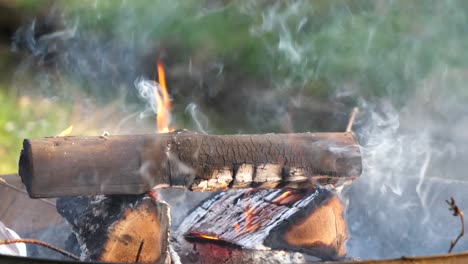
[
  {"left": 57, "top": 125, "right": 73, "bottom": 137},
  {"left": 147, "top": 191, "right": 159, "bottom": 200},
  {"left": 191, "top": 232, "right": 220, "bottom": 241},
  {"left": 272, "top": 190, "right": 302, "bottom": 205},
  {"left": 272, "top": 191, "right": 292, "bottom": 203},
  {"left": 155, "top": 60, "right": 172, "bottom": 133},
  {"left": 245, "top": 207, "right": 260, "bottom": 232}
]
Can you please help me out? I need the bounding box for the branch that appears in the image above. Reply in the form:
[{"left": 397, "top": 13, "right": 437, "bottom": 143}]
[
  {"left": 346, "top": 107, "right": 359, "bottom": 133},
  {"left": 0, "top": 239, "right": 79, "bottom": 260},
  {"left": 446, "top": 197, "right": 465, "bottom": 253}
]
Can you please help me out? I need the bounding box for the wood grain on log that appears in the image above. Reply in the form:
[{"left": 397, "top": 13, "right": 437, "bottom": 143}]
[
  {"left": 178, "top": 187, "right": 347, "bottom": 260},
  {"left": 19, "top": 131, "right": 361, "bottom": 198},
  {"left": 56, "top": 194, "right": 170, "bottom": 263}
]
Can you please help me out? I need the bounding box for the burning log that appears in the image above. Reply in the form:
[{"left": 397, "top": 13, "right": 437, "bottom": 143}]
[
  {"left": 19, "top": 131, "right": 361, "bottom": 198},
  {"left": 171, "top": 236, "right": 324, "bottom": 264},
  {"left": 56, "top": 193, "right": 170, "bottom": 263},
  {"left": 177, "top": 187, "right": 347, "bottom": 260}
]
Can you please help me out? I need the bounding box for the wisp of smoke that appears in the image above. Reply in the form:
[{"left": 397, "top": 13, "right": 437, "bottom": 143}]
[
  {"left": 134, "top": 77, "right": 160, "bottom": 119},
  {"left": 185, "top": 103, "right": 210, "bottom": 134},
  {"left": 344, "top": 100, "right": 468, "bottom": 258}
]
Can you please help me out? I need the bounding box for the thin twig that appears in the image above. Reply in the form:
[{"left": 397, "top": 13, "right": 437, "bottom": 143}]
[
  {"left": 135, "top": 239, "right": 145, "bottom": 263},
  {"left": 446, "top": 197, "right": 465, "bottom": 253},
  {"left": 346, "top": 107, "right": 359, "bottom": 133},
  {"left": 0, "top": 239, "right": 79, "bottom": 260},
  {"left": 0, "top": 177, "right": 56, "bottom": 207}
]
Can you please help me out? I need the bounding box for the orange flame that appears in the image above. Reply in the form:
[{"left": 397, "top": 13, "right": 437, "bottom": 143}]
[
  {"left": 57, "top": 125, "right": 73, "bottom": 137},
  {"left": 155, "top": 60, "right": 172, "bottom": 133}
]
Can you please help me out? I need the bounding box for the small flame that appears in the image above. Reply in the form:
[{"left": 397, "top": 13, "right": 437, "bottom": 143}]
[
  {"left": 234, "top": 223, "right": 240, "bottom": 232},
  {"left": 191, "top": 232, "right": 220, "bottom": 240},
  {"left": 57, "top": 125, "right": 73, "bottom": 137},
  {"left": 155, "top": 60, "right": 172, "bottom": 133}
]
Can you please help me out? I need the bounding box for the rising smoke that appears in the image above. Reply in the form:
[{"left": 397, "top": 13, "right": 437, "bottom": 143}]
[{"left": 9, "top": 0, "right": 468, "bottom": 259}]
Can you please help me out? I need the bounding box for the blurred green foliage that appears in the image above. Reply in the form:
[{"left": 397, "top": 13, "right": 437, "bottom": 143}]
[
  {"left": 0, "top": 89, "right": 71, "bottom": 174},
  {"left": 56, "top": 0, "right": 468, "bottom": 103}
]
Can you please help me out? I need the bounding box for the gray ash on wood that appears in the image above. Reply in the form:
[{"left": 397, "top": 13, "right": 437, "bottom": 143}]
[{"left": 19, "top": 131, "right": 362, "bottom": 198}]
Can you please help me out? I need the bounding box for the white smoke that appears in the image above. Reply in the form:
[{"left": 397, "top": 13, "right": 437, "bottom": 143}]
[
  {"left": 185, "top": 103, "right": 210, "bottom": 134},
  {"left": 343, "top": 99, "right": 468, "bottom": 258},
  {"left": 134, "top": 77, "right": 163, "bottom": 120}
]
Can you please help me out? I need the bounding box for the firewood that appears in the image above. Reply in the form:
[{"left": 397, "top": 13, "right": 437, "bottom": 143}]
[
  {"left": 178, "top": 187, "right": 347, "bottom": 260},
  {"left": 171, "top": 235, "right": 323, "bottom": 264},
  {"left": 19, "top": 131, "right": 361, "bottom": 198},
  {"left": 56, "top": 193, "right": 170, "bottom": 263}
]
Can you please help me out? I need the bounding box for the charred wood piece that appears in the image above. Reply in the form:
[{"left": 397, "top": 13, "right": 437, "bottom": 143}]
[
  {"left": 19, "top": 132, "right": 361, "bottom": 198},
  {"left": 171, "top": 236, "right": 323, "bottom": 264},
  {"left": 178, "top": 187, "right": 347, "bottom": 260},
  {"left": 56, "top": 193, "right": 170, "bottom": 263}
]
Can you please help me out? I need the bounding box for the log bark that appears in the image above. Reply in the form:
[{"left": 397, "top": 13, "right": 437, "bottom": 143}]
[
  {"left": 56, "top": 194, "right": 170, "bottom": 263},
  {"left": 19, "top": 131, "right": 361, "bottom": 198},
  {"left": 178, "top": 187, "right": 347, "bottom": 260}
]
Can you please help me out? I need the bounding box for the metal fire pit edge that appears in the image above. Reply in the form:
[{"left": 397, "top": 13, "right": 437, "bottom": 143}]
[{"left": 2, "top": 252, "right": 468, "bottom": 264}]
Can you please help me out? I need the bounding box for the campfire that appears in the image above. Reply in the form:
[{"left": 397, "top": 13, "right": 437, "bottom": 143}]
[
  {"left": 17, "top": 128, "right": 361, "bottom": 262},
  {"left": 0, "top": 62, "right": 466, "bottom": 264},
  {"left": 3, "top": 1, "right": 468, "bottom": 263},
  {"left": 0, "top": 61, "right": 368, "bottom": 263}
]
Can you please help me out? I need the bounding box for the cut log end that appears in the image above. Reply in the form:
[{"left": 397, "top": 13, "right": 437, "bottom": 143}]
[
  {"left": 269, "top": 195, "right": 347, "bottom": 259},
  {"left": 57, "top": 194, "right": 170, "bottom": 263},
  {"left": 100, "top": 199, "right": 166, "bottom": 263}
]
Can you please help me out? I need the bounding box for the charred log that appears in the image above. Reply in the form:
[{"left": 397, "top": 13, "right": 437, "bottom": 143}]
[
  {"left": 171, "top": 235, "right": 323, "bottom": 264},
  {"left": 19, "top": 131, "right": 361, "bottom": 198},
  {"left": 56, "top": 193, "right": 170, "bottom": 263},
  {"left": 178, "top": 187, "right": 347, "bottom": 260}
]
